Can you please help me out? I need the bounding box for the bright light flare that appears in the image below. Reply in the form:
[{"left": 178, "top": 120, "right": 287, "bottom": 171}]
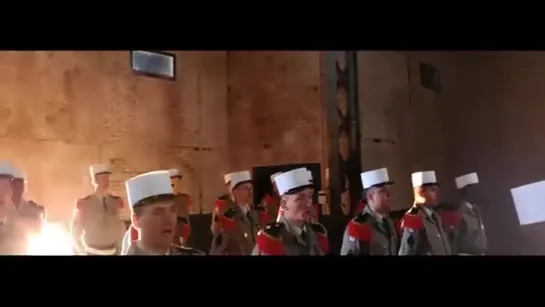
[{"left": 26, "top": 222, "right": 73, "bottom": 255}]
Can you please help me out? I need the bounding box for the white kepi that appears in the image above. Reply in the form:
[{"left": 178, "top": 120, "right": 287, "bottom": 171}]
[
  {"left": 0, "top": 160, "right": 15, "bottom": 177},
  {"left": 89, "top": 164, "right": 111, "bottom": 176},
  {"left": 270, "top": 172, "right": 282, "bottom": 183},
  {"left": 411, "top": 170, "right": 438, "bottom": 187},
  {"left": 167, "top": 168, "right": 182, "bottom": 179},
  {"left": 360, "top": 167, "right": 393, "bottom": 189},
  {"left": 455, "top": 172, "right": 479, "bottom": 189},
  {"left": 126, "top": 170, "right": 174, "bottom": 209},
  {"left": 274, "top": 168, "right": 311, "bottom": 196},
  {"left": 224, "top": 170, "right": 252, "bottom": 190}
]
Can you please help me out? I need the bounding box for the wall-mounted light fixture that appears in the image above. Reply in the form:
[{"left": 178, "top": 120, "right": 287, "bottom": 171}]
[{"left": 130, "top": 50, "right": 176, "bottom": 81}]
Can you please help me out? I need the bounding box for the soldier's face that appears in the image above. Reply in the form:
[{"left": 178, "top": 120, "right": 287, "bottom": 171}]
[
  {"left": 233, "top": 182, "right": 253, "bottom": 205},
  {"left": 11, "top": 179, "right": 24, "bottom": 199},
  {"left": 368, "top": 185, "right": 392, "bottom": 212},
  {"left": 135, "top": 200, "right": 177, "bottom": 246},
  {"left": 282, "top": 188, "right": 313, "bottom": 221},
  {"left": 421, "top": 186, "right": 439, "bottom": 206},
  {"left": 93, "top": 173, "right": 110, "bottom": 190}
]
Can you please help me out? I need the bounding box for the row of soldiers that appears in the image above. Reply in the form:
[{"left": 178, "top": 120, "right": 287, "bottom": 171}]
[
  {"left": 70, "top": 163, "right": 487, "bottom": 256},
  {"left": 0, "top": 158, "right": 486, "bottom": 255},
  {"left": 341, "top": 168, "right": 487, "bottom": 255}
]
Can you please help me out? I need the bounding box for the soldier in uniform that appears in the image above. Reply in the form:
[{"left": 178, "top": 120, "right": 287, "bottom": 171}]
[
  {"left": 253, "top": 168, "right": 328, "bottom": 256},
  {"left": 210, "top": 170, "right": 267, "bottom": 255},
  {"left": 11, "top": 169, "right": 45, "bottom": 235},
  {"left": 167, "top": 168, "right": 193, "bottom": 246},
  {"left": 438, "top": 172, "right": 487, "bottom": 255},
  {"left": 210, "top": 173, "right": 234, "bottom": 237},
  {"left": 0, "top": 161, "right": 28, "bottom": 254},
  {"left": 123, "top": 170, "right": 204, "bottom": 255},
  {"left": 305, "top": 169, "right": 329, "bottom": 253},
  {"left": 70, "top": 164, "right": 126, "bottom": 255},
  {"left": 260, "top": 172, "right": 282, "bottom": 224},
  {"left": 398, "top": 170, "right": 452, "bottom": 255},
  {"left": 340, "top": 168, "right": 397, "bottom": 255}
]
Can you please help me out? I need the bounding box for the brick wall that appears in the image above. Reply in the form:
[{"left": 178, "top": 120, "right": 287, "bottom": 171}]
[
  {"left": 226, "top": 51, "right": 326, "bottom": 171},
  {"left": 357, "top": 51, "right": 465, "bottom": 210},
  {"left": 0, "top": 51, "right": 229, "bottom": 222}
]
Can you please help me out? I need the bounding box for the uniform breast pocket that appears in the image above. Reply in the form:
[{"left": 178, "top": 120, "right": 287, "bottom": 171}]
[{"left": 106, "top": 202, "right": 120, "bottom": 216}]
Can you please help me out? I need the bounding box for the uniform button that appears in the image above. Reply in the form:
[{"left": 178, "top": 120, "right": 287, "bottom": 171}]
[
  {"left": 244, "top": 233, "right": 248, "bottom": 238},
  {"left": 437, "top": 234, "right": 441, "bottom": 238}
]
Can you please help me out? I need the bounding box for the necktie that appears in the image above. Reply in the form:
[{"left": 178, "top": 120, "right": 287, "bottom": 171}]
[
  {"left": 382, "top": 219, "right": 391, "bottom": 237},
  {"left": 102, "top": 197, "right": 107, "bottom": 211},
  {"left": 300, "top": 229, "right": 308, "bottom": 242}
]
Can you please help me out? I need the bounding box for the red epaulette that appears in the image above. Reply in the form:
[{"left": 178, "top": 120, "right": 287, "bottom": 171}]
[
  {"left": 179, "top": 222, "right": 191, "bottom": 238},
  {"left": 256, "top": 229, "right": 285, "bottom": 255},
  {"left": 262, "top": 194, "right": 273, "bottom": 205},
  {"left": 259, "top": 207, "right": 268, "bottom": 225},
  {"left": 310, "top": 223, "right": 329, "bottom": 254},
  {"left": 401, "top": 214, "right": 424, "bottom": 230},
  {"left": 214, "top": 198, "right": 226, "bottom": 212},
  {"left": 347, "top": 219, "right": 372, "bottom": 241},
  {"left": 219, "top": 208, "right": 237, "bottom": 231},
  {"left": 130, "top": 225, "right": 139, "bottom": 241},
  {"left": 440, "top": 210, "right": 462, "bottom": 229}
]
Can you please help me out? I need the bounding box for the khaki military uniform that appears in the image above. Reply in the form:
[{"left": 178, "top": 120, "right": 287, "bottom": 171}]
[
  {"left": 341, "top": 205, "right": 398, "bottom": 255},
  {"left": 0, "top": 206, "right": 33, "bottom": 255},
  {"left": 252, "top": 216, "right": 328, "bottom": 256},
  {"left": 124, "top": 241, "right": 205, "bottom": 256},
  {"left": 16, "top": 200, "right": 45, "bottom": 235},
  {"left": 398, "top": 204, "right": 452, "bottom": 255},
  {"left": 70, "top": 193, "right": 126, "bottom": 255},
  {"left": 209, "top": 196, "right": 265, "bottom": 255},
  {"left": 173, "top": 193, "right": 192, "bottom": 246},
  {"left": 451, "top": 201, "right": 487, "bottom": 255}
]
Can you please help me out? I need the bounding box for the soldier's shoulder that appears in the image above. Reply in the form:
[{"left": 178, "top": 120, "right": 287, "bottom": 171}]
[
  {"left": 256, "top": 222, "right": 286, "bottom": 255},
  {"left": 401, "top": 206, "right": 425, "bottom": 230},
  {"left": 260, "top": 222, "right": 285, "bottom": 238},
  {"left": 309, "top": 222, "right": 327, "bottom": 235},
  {"left": 353, "top": 211, "right": 372, "bottom": 223},
  {"left": 346, "top": 213, "right": 372, "bottom": 241},
  {"left": 438, "top": 207, "right": 463, "bottom": 228},
  {"left": 253, "top": 202, "right": 267, "bottom": 212},
  {"left": 214, "top": 195, "right": 230, "bottom": 211},
  {"left": 27, "top": 200, "right": 45, "bottom": 212},
  {"left": 76, "top": 195, "right": 92, "bottom": 209},
  {"left": 26, "top": 200, "right": 39, "bottom": 208},
  {"left": 171, "top": 244, "right": 206, "bottom": 256},
  {"left": 108, "top": 194, "right": 122, "bottom": 200}
]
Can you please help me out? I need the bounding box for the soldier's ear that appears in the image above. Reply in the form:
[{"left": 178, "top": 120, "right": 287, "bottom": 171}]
[{"left": 279, "top": 197, "right": 288, "bottom": 210}]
